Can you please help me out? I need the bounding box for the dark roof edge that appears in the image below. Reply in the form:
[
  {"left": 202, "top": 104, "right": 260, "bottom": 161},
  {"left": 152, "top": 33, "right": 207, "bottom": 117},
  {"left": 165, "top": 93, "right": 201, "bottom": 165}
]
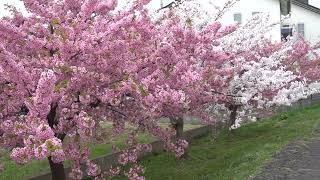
[{"left": 292, "top": 0, "right": 320, "bottom": 15}]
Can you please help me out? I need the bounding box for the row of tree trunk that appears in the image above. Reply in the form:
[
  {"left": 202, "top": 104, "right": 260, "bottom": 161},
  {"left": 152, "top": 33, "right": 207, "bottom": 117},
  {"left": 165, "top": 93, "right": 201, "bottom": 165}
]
[{"left": 47, "top": 110, "right": 238, "bottom": 180}]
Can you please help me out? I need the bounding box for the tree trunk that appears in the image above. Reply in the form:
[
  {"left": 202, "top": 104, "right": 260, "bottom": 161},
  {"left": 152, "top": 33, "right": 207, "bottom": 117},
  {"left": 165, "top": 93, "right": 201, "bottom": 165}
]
[
  {"left": 48, "top": 157, "right": 66, "bottom": 180},
  {"left": 170, "top": 117, "right": 184, "bottom": 139},
  {"left": 47, "top": 104, "right": 66, "bottom": 180},
  {"left": 170, "top": 117, "right": 187, "bottom": 158},
  {"left": 228, "top": 105, "right": 238, "bottom": 128},
  {"left": 175, "top": 117, "right": 184, "bottom": 139}
]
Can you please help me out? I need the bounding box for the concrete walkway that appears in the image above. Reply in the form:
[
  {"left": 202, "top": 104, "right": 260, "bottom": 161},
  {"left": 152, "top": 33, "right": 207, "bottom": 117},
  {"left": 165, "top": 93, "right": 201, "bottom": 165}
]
[{"left": 253, "top": 137, "right": 320, "bottom": 180}]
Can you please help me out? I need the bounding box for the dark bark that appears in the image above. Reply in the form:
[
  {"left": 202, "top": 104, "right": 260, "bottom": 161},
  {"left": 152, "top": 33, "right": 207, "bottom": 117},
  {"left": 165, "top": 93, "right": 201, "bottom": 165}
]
[
  {"left": 48, "top": 157, "right": 66, "bottom": 180},
  {"left": 170, "top": 117, "right": 184, "bottom": 139},
  {"left": 46, "top": 23, "right": 66, "bottom": 180},
  {"left": 47, "top": 103, "right": 58, "bottom": 128},
  {"left": 158, "top": 0, "right": 182, "bottom": 11},
  {"left": 175, "top": 117, "right": 184, "bottom": 139},
  {"left": 170, "top": 117, "right": 187, "bottom": 158},
  {"left": 228, "top": 105, "right": 238, "bottom": 128},
  {"left": 47, "top": 103, "right": 66, "bottom": 180}
]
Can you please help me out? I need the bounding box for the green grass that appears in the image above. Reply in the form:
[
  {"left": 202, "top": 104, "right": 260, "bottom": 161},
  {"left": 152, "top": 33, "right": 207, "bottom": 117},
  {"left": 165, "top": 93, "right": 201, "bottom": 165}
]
[
  {"left": 2, "top": 104, "right": 320, "bottom": 180},
  {"left": 116, "top": 105, "right": 320, "bottom": 180},
  {"left": 0, "top": 123, "right": 201, "bottom": 180}
]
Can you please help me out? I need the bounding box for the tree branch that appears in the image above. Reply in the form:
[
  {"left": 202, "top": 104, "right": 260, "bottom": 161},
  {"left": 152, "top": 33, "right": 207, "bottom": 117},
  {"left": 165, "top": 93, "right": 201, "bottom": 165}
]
[
  {"left": 106, "top": 104, "right": 128, "bottom": 117},
  {"left": 211, "top": 90, "right": 242, "bottom": 98},
  {"left": 158, "top": 0, "right": 182, "bottom": 11}
]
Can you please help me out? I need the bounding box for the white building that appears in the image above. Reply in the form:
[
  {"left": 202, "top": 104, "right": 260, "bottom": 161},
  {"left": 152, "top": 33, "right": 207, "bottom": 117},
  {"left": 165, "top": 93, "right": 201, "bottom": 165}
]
[
  {"left": 220, "top": 0, "right": 320, "bottom": 43},
  {"left": 218, "top": 0, "right": 282, "bottom": 42},
  {"left": 1, "top": 0, "right": 320, "bottom": 43},
  {"left": 158, "top": 0, "right": 320, "bottom": 44},
  {"left": 291, "top": 0, "right": 320, "bottom": 43}
]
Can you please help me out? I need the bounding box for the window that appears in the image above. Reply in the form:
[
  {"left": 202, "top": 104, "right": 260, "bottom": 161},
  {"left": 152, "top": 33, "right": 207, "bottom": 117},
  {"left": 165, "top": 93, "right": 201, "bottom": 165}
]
[
  {"left": 281, "top": 25, "right": 293, "bottom": 41},
  {"left": 233, "top": 13, "right": 242, "bottom": 24},
  {"left": 297, "top": 23, "right": 305, "bottom": 37}
]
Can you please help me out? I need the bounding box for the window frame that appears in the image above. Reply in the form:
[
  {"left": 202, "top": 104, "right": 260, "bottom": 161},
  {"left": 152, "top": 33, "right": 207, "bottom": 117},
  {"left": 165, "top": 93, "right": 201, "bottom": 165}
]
[
  {"left": 233, "top": 13, "right": 242, "bottom": 24},
  {"left": 297, "top": 23, "right": 305, "bottom": 37}
]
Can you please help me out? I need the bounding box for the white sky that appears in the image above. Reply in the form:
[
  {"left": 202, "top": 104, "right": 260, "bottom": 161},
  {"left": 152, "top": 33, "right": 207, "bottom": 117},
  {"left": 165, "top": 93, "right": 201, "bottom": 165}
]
[
  {"left": 1, "top": 0, "right": 320, "bottom": 18},
  {"left": 0, "top": 0, "right": 167, "bottom": 17},
  {"left": 0, "top": 0, "right": 27, "bottom": 17}
]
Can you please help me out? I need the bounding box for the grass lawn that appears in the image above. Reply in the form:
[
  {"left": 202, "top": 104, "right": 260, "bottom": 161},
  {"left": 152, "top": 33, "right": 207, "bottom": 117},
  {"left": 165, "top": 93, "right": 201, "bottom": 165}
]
[
  {"left": 2, "top": 104, "right": 320, "bottom": 180},
  {"left": 0, "top": 123, "right": 201, "bottom": 180},
  {"left": 119, "top": 105, "right": 320, "bottom": 180}
]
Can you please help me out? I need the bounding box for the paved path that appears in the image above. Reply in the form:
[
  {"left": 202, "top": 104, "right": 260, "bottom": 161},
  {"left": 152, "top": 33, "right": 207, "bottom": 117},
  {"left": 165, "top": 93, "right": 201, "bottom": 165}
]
[{"left": 253, "top": 137, "right": 320, "bottom": 180}]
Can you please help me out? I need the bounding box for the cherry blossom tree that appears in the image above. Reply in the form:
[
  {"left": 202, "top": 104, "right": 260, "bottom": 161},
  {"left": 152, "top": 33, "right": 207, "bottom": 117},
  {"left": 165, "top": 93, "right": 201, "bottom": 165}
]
[
  {"left": 169, "top": 0, "right": 320, "bottom": 129},
  {"left": 1, "top": 0, "right": 320, "bottom": 180},
  {"left": 207, "top": 14, "right": 320, "bottom": 128},
  {"left": 0, "top": 0, "right": 229, "bottom": 179},
  {"left": 150, "top": 0, "right": 241, "bottom": 144},
  {"left": 0, "top": 0, "right": 184, "bottom": 179}
]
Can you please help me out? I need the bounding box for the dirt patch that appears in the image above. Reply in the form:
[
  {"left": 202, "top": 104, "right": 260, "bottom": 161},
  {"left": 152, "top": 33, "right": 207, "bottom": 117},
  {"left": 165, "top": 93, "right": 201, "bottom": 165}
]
[{"left": 253, "top": 138, "right": 320, "bottom": 180}]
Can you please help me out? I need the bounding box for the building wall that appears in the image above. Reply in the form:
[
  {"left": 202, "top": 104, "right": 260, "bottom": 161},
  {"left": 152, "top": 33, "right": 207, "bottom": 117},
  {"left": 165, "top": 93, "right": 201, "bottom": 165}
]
[
  {"left": 291, "top": 4, "right": 320, "bottom": 44},
  {"left": 3, "top": 0, "right": 319, "bottom": 44},
  {"left": 309, "top": 0, "right": 320, "bottom": 9},
  {"left": 147, "top": 0, "right": 282, "bottom": 42},
  {"left": 214, "top": 0, "right": 282, "bottom": 42}
]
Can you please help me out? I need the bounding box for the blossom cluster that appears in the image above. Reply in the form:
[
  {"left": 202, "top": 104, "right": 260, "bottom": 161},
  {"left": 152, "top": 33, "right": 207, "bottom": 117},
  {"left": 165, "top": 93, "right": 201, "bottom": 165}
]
[{"left": 0, "top": 0, "right": 320, "bottom": 180}]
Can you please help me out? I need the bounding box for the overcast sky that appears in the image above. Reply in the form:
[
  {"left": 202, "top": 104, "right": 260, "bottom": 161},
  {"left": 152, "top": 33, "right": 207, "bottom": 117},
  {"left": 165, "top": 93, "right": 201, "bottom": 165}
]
[
  {"left": 0, "top": 0, "right": 170, "bottom": 17},
  {"left": 0, "top": 0, "right": 27, "bottom": 17},
  {"left": 1, "top": 0, "right": 320, "bottom": 18}
]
